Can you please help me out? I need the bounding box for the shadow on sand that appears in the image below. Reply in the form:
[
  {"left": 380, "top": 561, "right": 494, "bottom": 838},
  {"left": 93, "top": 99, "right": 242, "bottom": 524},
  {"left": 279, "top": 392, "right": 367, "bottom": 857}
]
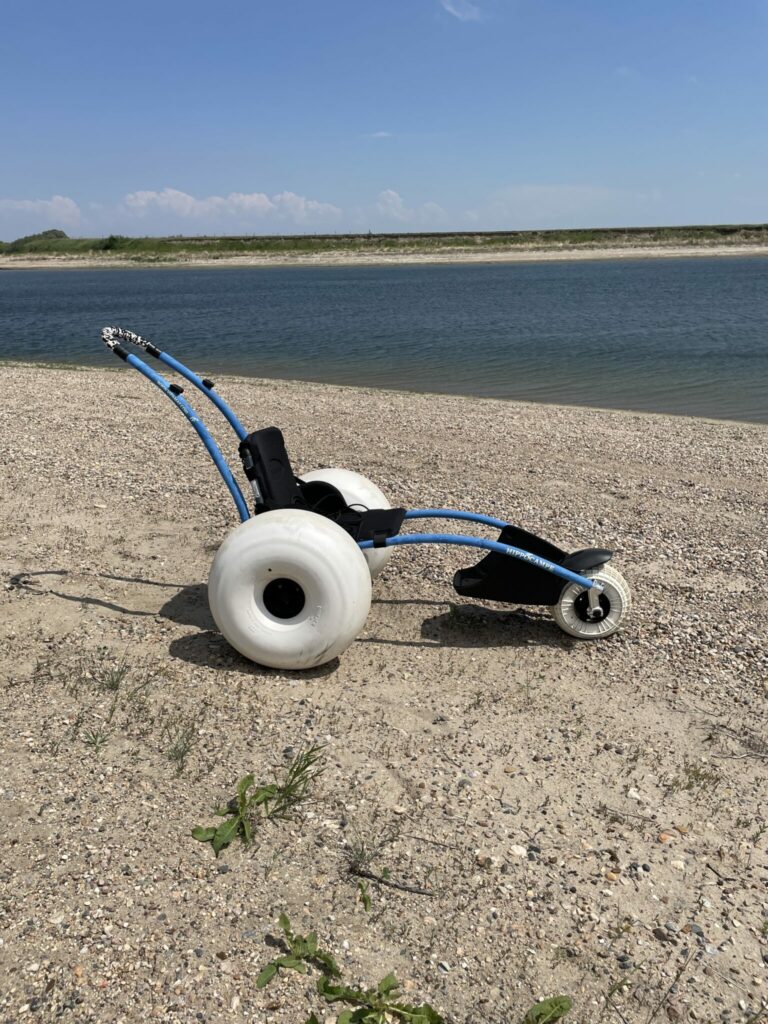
[{"left": 8, "top": 568, "right": 571, "bottom": 668}]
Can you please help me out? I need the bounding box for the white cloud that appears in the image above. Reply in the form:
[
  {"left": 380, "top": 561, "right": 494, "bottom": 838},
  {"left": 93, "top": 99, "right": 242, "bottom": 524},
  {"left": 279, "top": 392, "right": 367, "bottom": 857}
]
[
  {"left": 363, "top": 131, "right": 393, "bottom": 139},
  {"left": 270, "top": 190, "right": 342, "bottom": 224},
  {"left": 0, "top": 194, "right": 81, "bottom": 229},
  {"left": 376, "top": 189, "right": 411, "bottom": 222},
  {"left": 121, "top": 187, "right": 341, "bottom": 225},
  {"left": 376, "top": 189, "right": 447, "bottom": 226},
  {"left": 441, "top": 0, "right": 481, "bottom": 22}
]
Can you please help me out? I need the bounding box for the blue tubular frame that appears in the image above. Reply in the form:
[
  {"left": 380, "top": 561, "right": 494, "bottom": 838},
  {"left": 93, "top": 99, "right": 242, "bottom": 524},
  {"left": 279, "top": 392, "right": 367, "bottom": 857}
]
[
  {"left": 155, "top": 351, "right": 248, "bottom": 442},
  {"left": 360, "top": 534, "right": 602, "bottom": 590},
  {"left": 123, "top": 352, "right": 250, "bottom": 522},
  {"left": 406, "top": 508, "right": 508, "bottom": 530},
  {"left": 102, "top": 328, "right": 601, "bottom": 593}
]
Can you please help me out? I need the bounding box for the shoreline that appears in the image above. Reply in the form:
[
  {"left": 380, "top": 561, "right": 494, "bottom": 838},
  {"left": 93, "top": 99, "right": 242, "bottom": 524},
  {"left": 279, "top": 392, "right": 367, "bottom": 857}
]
[
  {"left": 1, "top": 358, "right": 765, "bottom": 427},
  {"left": 2, "top": 241, "right": 768, "bottom": 270}
]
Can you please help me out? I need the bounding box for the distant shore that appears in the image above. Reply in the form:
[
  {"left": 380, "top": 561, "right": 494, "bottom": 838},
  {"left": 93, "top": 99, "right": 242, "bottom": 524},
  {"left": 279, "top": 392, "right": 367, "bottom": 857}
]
[{"left": 2, "top": 241, "right": 768, "bottom": 270}]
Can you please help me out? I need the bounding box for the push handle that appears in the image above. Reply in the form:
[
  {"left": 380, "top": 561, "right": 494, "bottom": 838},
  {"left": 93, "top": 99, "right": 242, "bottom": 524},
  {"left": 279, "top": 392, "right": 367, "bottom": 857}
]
[{"left": 101, "top": 325, "right": 158, "bottom": 356}]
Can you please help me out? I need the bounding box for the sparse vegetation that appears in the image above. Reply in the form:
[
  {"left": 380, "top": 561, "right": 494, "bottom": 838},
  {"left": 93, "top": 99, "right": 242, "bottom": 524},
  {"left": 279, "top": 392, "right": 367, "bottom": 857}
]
[
  {"left": 192, "top": 744, "right": 325, "bottom": 856},
  {"left": 256, "top": 913, "right": 341, "bottom": 989},
  {"left": 664, "top": 758, "right": 721, "bottom": 796},
  {"left": 3, "top": 223, "right": 768, "bottom": 261},
  {"left": 315, "top": 972, "right": 445, "bottom": 1024},
  {"left": 521, "top": 996, "right": 573, "bottom": 1024},
  {"left": 254, "top": 914, "right": 446, "bottom": 1022},
  {"left": 159, "top": 708, "right": 203, "bottom": 775}
]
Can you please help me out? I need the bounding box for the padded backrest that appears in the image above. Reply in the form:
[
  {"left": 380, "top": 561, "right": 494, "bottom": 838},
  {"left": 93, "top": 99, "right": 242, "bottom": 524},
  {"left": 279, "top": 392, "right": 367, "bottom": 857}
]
[{"left": 238, "top": 427, "right": 309, "bottom": 513}]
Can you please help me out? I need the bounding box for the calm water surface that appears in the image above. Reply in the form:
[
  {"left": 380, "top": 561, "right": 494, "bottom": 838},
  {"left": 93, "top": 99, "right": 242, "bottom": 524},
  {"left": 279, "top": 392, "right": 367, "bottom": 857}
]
[{"left": 0, "top": 258, "right": 766, "bottom": 422}]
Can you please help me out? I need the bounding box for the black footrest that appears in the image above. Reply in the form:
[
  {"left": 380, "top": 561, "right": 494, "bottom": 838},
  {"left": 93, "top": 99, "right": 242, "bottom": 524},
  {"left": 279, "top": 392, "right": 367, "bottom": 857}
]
[{"left": 453, "top": 526, "right": 613, "bottom": 607}]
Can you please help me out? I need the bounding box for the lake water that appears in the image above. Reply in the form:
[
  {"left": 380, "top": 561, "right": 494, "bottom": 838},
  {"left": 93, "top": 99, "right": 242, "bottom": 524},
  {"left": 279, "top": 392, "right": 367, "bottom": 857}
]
[{"left": 1, "top": 257, "right": 766, "bottom": 422}]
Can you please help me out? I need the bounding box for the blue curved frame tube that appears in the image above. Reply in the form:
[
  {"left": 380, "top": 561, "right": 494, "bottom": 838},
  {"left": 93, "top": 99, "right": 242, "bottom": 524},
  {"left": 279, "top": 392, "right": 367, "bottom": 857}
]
[
  {"left": 124, "top": 352, "right": 250, "bottom": 522},
  {"left": 359, "top": 533, "right": 602, "bottom": 591},
  {"left": 405, "top": 508, "right": 509, "bottom": 530},
  {"left": 115, "top": 343, "right": 600, "bottom": 592},
  {"left": 154, "top": 351, "right": 249, "bottom": 442}
]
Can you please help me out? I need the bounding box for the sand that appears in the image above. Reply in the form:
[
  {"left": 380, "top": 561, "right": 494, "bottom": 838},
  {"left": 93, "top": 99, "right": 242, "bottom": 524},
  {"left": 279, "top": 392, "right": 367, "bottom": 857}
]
[
  {"left": 0, "top": 364, "right": 766, "bottom": 1023},
  {"left": 2, "top": 242, "right": 768, "bottom": 271}
]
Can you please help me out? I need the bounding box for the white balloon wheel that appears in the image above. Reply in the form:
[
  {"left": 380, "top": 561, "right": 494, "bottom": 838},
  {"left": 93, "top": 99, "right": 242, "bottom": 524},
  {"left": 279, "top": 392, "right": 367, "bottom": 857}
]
[
  {"left": 208, "top": 509, "right": 372, "bottom": 669},
  {"left": 300, "top": 467, "right": 393, "bottom": 579},
  {"left": 552, "top": 564, "right": 631, "bottom": 639}
]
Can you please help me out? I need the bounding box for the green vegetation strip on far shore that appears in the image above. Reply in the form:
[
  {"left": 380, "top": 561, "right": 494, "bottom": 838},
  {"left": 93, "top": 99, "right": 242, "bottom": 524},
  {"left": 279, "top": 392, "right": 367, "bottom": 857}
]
[{"left": 2, "top": 225, "right": 768, "bottom": 263}]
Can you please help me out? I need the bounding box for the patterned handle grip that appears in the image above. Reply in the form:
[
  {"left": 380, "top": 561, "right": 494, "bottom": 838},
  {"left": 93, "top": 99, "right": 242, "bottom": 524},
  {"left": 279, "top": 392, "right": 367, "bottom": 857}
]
[{"left": 101, "top": 326, "right": 153, "bottom": 352}]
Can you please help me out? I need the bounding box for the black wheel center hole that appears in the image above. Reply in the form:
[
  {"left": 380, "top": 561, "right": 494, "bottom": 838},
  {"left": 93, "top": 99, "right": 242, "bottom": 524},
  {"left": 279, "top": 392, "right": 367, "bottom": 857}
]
[
  {"left": 573, "top": 589, "right": 611, "bottom": 622},
  {"left": 263, "top": 578, "right": 306, "bottom": 619}
]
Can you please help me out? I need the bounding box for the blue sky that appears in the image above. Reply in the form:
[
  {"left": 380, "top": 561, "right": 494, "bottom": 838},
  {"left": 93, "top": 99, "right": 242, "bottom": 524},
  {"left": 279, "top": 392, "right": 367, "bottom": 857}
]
[{"left": 2, "top": 0, "right": 767, "bottom": 237}]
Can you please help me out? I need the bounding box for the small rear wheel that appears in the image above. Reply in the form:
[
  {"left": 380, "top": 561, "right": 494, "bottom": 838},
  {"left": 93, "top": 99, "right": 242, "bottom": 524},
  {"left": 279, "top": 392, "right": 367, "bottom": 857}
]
[{"left": 552, "top": 564, "right": 631, "bottom": 639}]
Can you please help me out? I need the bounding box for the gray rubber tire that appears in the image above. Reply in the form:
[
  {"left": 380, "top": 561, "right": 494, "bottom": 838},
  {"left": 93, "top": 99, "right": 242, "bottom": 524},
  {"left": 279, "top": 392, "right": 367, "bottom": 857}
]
[
  {"left": 300, "top": 467, "right": 393, "bottom": 579},
  {"left": 208, "top": 509, "right": 372, "bottom": 669},
  {"left": 552, "top": 564, "right": 631, "bottom": 639}
]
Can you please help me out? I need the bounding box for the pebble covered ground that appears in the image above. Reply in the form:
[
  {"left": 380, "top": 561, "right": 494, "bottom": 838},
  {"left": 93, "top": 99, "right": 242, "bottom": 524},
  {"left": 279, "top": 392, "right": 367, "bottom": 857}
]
[{"left": 0, "top": 364, "right": 766, "bottom": 1024}]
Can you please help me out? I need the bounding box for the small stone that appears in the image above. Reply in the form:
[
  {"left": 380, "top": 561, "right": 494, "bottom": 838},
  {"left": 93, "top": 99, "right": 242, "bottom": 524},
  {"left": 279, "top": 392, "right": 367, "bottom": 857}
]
[
  {"left": 653, "top": 928, "right": 669, "bottom": 942},
  {"left": 605, "top": 871, "right": 619, "bottom": 882},
  {"left": 392, "top": 805, "right": 407, "bottom": 815},
  {"left": 658, "top": 832, "right": 674, "bottom": 843},
  {"left": 438, "top": 961, "right": 451, "bottom": 973},
  {"left": 510, "top": 845, "right": 527, "bottom": 857},
  {"left": 670, "top": 860, "right": 686, "bottom": 871},
  {"left": 642, "top": 863, "right": 651, "bottom": 872}
]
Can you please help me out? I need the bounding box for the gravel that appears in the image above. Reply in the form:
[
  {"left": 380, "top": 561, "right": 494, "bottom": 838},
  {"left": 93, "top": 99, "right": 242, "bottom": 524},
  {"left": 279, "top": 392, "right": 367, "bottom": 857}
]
[{"left": 0, "top": 363, "right": 766, "bottom": 1024}]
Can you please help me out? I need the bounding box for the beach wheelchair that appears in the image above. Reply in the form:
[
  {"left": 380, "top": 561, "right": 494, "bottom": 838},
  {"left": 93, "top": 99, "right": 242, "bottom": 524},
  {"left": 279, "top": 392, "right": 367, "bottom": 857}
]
[{"left": 101, "top": 327, "right": 631, "bottom": 669}]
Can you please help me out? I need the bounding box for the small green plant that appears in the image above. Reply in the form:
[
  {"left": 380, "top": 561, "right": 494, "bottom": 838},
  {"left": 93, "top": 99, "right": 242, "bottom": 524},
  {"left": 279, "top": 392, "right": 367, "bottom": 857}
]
[
  {"left": 82, "top": 728, "right": 109, "bottom": 753},
  {"left": 96, "top": 656, "right": 130, "bottom": 693},
  {"left": 192, "top": 745, "right": 325, "bottom": 856},
  {"left": 346, "top": 822, "right": 399, "bottom": 875},
  {"left": 316, "top": 972, "right": 444, "bottom": 1023},
  {"left": 256, "top": 913, "right": 340, "bottom": 988},
  {"left": 265, "top": 743, "right": 325, "bottom": 820},
  {"left": 357, "top": 880, "right": 372, "bottom": 912},
  {"left": 664, "top": 759, "right": 721, "bottom": 796},
  {"left": 161, "top": 712, "right": 200, "bottom": 775},
  {"left": 522, "top": 996, "right": 573, "bottom": 1023},
  {"left": 192, "top": 773, "right": 269, "bottom": 856}
]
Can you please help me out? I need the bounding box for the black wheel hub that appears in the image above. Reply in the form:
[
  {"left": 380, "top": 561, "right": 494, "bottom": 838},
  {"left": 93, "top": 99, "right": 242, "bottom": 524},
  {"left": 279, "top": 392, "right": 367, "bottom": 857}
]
[
  {"left": 573, "top": 589, "right": 610, "bottom": 623},
  {"left": 263, "top": 578, "right": 306, "bottom": 619}
]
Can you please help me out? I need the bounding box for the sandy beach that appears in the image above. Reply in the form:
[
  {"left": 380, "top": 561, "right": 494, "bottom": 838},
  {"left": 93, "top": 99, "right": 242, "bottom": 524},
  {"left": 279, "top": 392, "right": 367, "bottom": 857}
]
[
  {"left": 2, "top": 242, "right": 768, "bottom": 271},
  {"left": 1, "top": 364, "right": 766, "bottom": 1023}
]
